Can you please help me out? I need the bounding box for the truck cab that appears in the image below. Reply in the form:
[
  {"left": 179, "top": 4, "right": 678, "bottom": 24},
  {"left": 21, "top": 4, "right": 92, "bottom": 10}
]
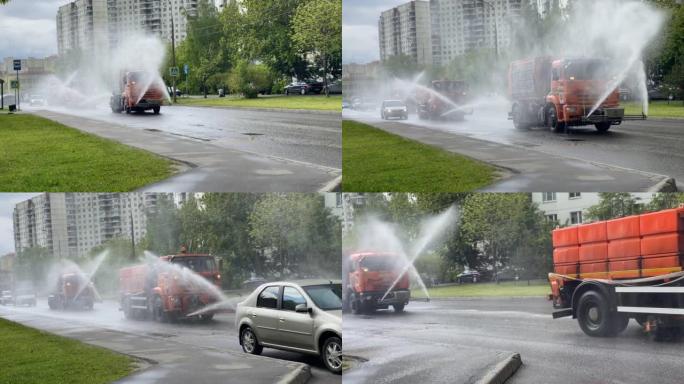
[
  {"left": 119, "top": 253, "right": 222, "bottom": 322},
  {"left": 110, "top": 70, "right": 164, "bottom": 114},
  {"left": 344, "top": 252, "right": 410, "bottom": 314},
  {"left": 547, "top": 58, "right": 624, "bottom": 132},
  {"left": 417, "top": 80, "right": 472, "bottom": 121},
  {"left": 48, "top": 273, "right": 95, "bottom": 310}
]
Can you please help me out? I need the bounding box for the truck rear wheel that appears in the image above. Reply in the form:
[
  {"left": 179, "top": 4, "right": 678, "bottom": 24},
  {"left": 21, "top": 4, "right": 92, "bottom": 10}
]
[
  {"left": 393, "top": 303, "right": 405, "bottom": 313},
  {"left": 595, "top": 122, "right": 611, "bottom": 133},
  {"left": 153, "top": 106, "right": 160, "bottom": 115},
  {"left": 577, "top": 290, "right": 618, "bottom": 337},
  {"left": 512, "top": 105, "right": 528, "bottom": 130},
  {"left": 546, "top": 105, "right": 566, "bottom": 133}
]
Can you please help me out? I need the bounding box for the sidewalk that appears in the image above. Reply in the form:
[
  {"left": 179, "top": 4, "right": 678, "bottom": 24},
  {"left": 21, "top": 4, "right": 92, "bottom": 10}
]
[
  {"left": 0, "top": 310, "right": 310, "bottom": 384},
  {"left": 355, "top": 118, "right": 676, "bottom": 192},
  {"left": 35, "top": 111, "right": 340, "bottom": 192}
]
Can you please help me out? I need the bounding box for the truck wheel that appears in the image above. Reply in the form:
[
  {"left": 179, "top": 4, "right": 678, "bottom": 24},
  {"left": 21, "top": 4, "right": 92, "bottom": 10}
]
[
  {"left": 152, "top": 295, "right": 166, "bottom": 322},
  {"left": 393, "top": 303, "right": 405, "bottom": 313},
  {"left": 122, "top": 297, "right": 132, "bottom": 319},
  {"left": 577, "top": 290, "right": 614, "bottom": 337},
  {"left": 153, "top": 106, "right": 160, "bottom": 115},
  {"left": 512, "top": 105, "right": 528, "bottom": 130},
  {"left": 546, "top": 105, "right": 566, "bottom": 133},
  {"left": 321, "top": 336, "right": 342, "bottom": 374},
  {"left": 240, "top": 326, "right": 263, "bottom": 355},
  {"left": 595, "top": 122, "right": 611, "bottom": 133},
  {"left": 613, "top": 314, "right": 629, "bottom": 335},
  {"left": 199, "top": 313, "right": 214, "bottom": 323}
]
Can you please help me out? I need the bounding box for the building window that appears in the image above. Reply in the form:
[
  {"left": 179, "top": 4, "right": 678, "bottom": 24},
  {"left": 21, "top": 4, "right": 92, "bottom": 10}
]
[
  {"left": 546, "top": 214, "right": 558, "bottom": 223},
  {"left": 542, "top": 192, "right": 556, "bottom": 202},
  {"left": 570, "top": 211, "right": 583, "bottom": 225},
  {"left": 569, "top": 193, "right": 581, "bottom": 199}
]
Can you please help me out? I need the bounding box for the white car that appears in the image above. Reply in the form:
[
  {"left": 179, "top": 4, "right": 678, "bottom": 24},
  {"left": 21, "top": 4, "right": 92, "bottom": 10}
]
[
  {"left": 236, "top": 280, "right": 342, "bottom": 373},
  {"left": 29, "top": 95, "right": 47, "bottom": 107}
]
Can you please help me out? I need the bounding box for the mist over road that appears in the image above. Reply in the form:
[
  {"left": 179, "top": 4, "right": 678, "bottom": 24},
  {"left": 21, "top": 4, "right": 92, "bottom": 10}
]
[
  {"left": 345, "top": 105, "right": 684, "bottom": 191},
  {"left": 0, "top": 299, "right": 339, "bottom": 384},
  {"left": 343, "top": 297, "right": 684, "bottom": 384}
]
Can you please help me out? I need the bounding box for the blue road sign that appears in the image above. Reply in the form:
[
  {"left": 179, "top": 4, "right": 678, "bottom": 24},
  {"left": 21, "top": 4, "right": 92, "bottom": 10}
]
[{"left": 13, "top": 59, "right": 21, "bottom": 71}]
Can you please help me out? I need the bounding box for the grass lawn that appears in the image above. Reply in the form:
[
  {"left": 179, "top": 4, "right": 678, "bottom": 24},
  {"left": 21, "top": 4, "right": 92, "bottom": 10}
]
[
  {"left": 413, "top": 280, "right": 550, "bottom": 298},
  {"left": 176, "top": 94, "right": 342, "bottom": 111},
  {"left": 0, "top": 113, "right": 174, "bottom": 191},
  {"left": 624, "top": 100, "right": 684, "bottom": 119},
  {"left": 0, "top": 318, "right": 135, "bottom": 384},
  {"left": 342, "top": 120, "right": 496, "bottom": 192}
]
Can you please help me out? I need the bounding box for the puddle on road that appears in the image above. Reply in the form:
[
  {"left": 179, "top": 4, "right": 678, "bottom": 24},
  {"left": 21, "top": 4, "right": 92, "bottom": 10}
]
[{"left": 241, "top": 132, "right": 264, "bottom": 136}]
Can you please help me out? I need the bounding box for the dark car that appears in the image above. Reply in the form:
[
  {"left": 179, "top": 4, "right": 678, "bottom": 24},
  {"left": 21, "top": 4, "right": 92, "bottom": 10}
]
[
  {"left": 323, "top": 80, "right": 342, "bottom": 95},
  {"left": 284, "top": 82, "right": 310, "bottom": 96},
  {"left": 457, "top": 270, "right": 481, "bottom": 284},
  {"left": 381, "top": 100, "right": 408, "bottom": 120},
  {"left": 308, "top": 82, "right": 324, "bottom": 94}
]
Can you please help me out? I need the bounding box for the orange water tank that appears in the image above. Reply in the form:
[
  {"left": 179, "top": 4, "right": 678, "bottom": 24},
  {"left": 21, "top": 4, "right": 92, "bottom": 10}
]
[
  {"left": 553, "top": 246, "right": 579, "bottom": 264},
  {"left": 608, "top": 238, "right": 641, "bottom": 260},
  {"left": 607, "top": 215, "right": 640, "bottom": 240},
  {"left": 578, "top": 221, "right": 607, "bottom": 244},
  {"left": 641, "top": 233, "right": 684, "bottom": 257},
  {"left": 553, "top": 226, "right": 578, "bottom": 247},
  {"left": 579, "top": 242, "right": 608, "bottom": 262},
  {"left": 640, "top": 207, "right": 684, "bottom": 236}
]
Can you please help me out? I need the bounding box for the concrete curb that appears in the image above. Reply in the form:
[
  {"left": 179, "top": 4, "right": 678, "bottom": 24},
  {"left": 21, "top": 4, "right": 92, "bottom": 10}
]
[
  {"left": 170, "top": 103, "right": 340, "bottom": 115},
  {"left": 276, "top": 363, "right": 312, "bottom": 384},
  {"left": 476, "top": 352, "right": 523, "bottom": 384},
  {"left": 319, "top": 175, "right": 342, "bottom": 192},
  {"left": 649, "top": 177, "right": 678, "bottom": 192}
]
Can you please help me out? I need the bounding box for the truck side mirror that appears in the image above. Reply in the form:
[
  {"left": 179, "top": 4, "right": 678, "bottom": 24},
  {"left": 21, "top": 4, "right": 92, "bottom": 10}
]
[{"left": 295, "top": 303, "right": 311, "bottom": 313}]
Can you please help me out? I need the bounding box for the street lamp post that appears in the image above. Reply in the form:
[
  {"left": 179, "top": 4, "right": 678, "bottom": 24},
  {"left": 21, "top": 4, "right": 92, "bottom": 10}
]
[{"left": 169, "top": 1, "right": 177, "bottom": 104}]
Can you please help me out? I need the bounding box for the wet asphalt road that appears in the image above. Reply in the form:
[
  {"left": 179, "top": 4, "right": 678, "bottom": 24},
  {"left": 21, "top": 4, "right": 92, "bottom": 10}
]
[
  {"left": 27, "top": 103, "right": 341, "bottom": 170},
  {"left": 0, "top": 298, "right": 339, "bottom": 384},
  {"left": 345, "top": 101, "right": 684, "bottom": 190},
  {"left": 343, "top": 297, "right": 684, "bottom": 384}
]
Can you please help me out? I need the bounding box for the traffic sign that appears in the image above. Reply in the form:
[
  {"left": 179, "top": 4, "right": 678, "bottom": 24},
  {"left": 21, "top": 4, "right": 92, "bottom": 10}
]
[
  {"left": 183, "top": 64, "right": 189, "bottom": 75},
  {"left": 13, "top": 59, "right": 21, "bottom": 71},
  {"left": 169, "top": 66, "right": 179, "bottom": 77},
  {"left": 10, "top": 80, "right": 19, "bottom": 89}
]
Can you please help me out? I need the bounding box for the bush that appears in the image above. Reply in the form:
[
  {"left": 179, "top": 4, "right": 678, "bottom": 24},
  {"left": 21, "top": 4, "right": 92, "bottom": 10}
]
[
  {"left": 228, "top": 62, "right": 273, "bottom": 99},
  {"left": 272, "top": 77, "right": 289, "bottom": 95}
]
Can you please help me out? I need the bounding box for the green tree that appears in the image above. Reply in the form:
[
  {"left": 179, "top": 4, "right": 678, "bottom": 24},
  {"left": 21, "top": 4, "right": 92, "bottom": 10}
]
[
  {"left": 15, "top": 247, "right": 50, "bottom": 289},
  {"left": 144, "top": 195, "right": 181, "bottom": 256},
  {"left": 646, "top": 193, "right": 684, "bottom": 211},
  {"left": 228, "top": 61, "right": 273, "bottom": 98},
  {"left": 291, "top": 0, "right": 342, "bottom": 95},
  {"left": 180, "top": 1, "right": 226, "bottom": 97},
  {"left": 240, "top": 0, "right": 310, "bottom": 79},
  {"left": 249, "top": 194, "right": 340, "bottom": 278},
  {"left": 585, "top": 193, "right": 645, "bottom": 221}
]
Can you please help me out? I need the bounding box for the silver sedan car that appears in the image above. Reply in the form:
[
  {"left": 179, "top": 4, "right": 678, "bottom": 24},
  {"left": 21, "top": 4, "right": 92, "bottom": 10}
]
[{"left": 236, "top": 280, "right": 342, "bottom": 374}]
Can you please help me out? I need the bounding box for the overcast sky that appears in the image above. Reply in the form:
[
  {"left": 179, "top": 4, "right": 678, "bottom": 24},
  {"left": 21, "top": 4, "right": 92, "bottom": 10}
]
[
  {"left": 0, "top": 0, "right": 72, "bottom": 59},
  {"left": 0, "top": 0, "right": 223, "bottom": 60},
  {"left": 343, "top": 0, "right": 407, "bottom": 64},
  {"left": 0, "top": 194, "right": 40, "bottom": 255}
]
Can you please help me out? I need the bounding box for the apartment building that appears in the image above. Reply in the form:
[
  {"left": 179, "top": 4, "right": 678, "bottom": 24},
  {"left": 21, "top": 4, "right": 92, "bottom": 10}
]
[
  {"left": 13, "top": 193, "right": 166, "bottom": 259},
  {"left": 56, "top": 0, "right": 206, "bottom": 57},
  {"left": 532, "top": 193, "right": 654, "bottom": 226},
  {"left": 378, "top": 1, "right": 433, "bottom": 66},
  {"left": 430, "top": 0, "right": 523, "bottom": 66}
]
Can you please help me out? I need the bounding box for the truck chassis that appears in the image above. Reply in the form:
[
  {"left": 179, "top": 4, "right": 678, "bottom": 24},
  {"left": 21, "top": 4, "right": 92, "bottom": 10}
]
[{"left": 551, "top": 271, "right": 684, "bottom": 339}]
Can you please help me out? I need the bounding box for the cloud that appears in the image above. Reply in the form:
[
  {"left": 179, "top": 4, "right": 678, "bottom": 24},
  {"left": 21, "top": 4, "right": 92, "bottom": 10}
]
[
  {"left": 342, "top": 0, "right": 409, "bottom": 64},
  {"left": 0, "top": 0, "right": 67, "bottom": 59}
]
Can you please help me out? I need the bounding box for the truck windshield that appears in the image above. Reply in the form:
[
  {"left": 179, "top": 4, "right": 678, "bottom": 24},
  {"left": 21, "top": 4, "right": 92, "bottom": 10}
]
[
  {"left": 172, "top": 257, "right": 216, "bottom": 272},
  {"left": 303, "top": 284, "right": 342, "bottom": 310},
  {"left": 563, "top": 60, "right": 609, "bottom": 80},
  {"left": 128, "top": 72, "right": 150, "bottom": 83},
  {"left": 384, "top": 101, "right": 405, "bottom": 107},
  {"left": 359, "top": 256, "right": 399, "bottom": 271}
]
